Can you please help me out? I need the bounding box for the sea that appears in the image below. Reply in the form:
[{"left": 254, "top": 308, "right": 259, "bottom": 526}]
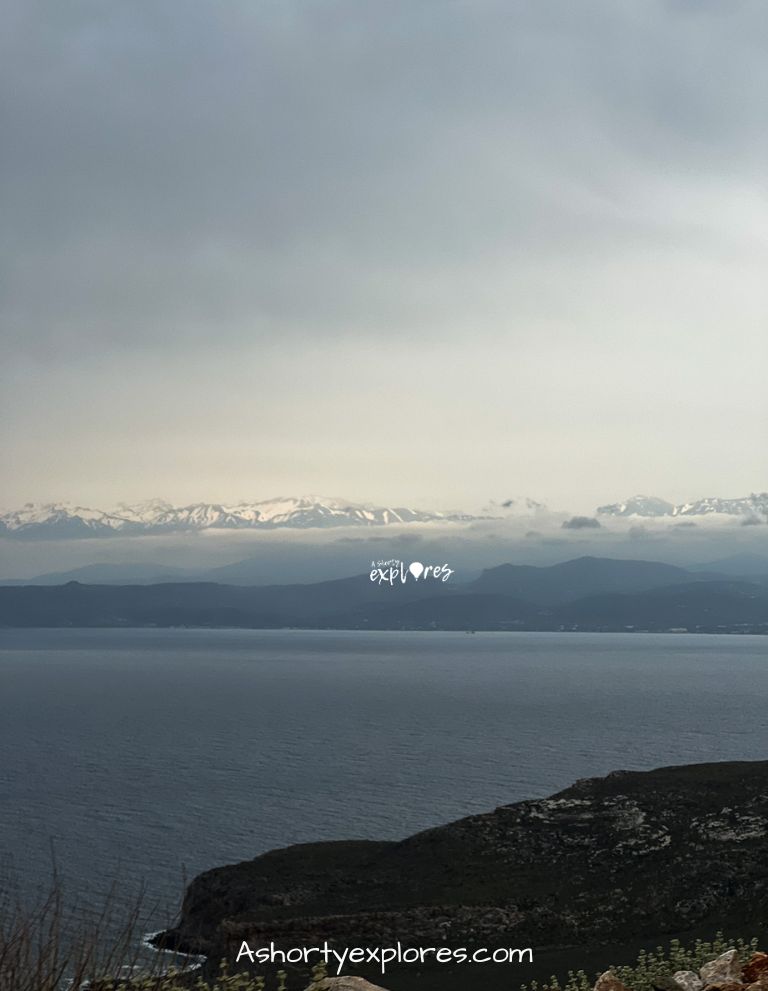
[{"left": 1, "top": 628, "right": 767, "bottom": 938}]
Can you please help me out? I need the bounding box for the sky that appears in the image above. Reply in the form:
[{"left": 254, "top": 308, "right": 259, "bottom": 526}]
[{"left": 2, "top": 0, "right": 767, "bottom": 515}]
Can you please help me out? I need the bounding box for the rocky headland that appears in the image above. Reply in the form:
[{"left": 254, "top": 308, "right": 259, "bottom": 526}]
[{"left": 158, "top": 761, "right": 768, "bottom": 990}]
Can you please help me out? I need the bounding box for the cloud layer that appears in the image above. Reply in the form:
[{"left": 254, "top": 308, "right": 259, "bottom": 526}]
[{"left": 3, "top": 1, "right": 766, "bottom": 508}]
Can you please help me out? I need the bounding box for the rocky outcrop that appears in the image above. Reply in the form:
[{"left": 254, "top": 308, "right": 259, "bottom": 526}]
[
  {"left": 743, "top": 954, "right": 768, "bottom": 985},
  {"left": 308, "top": 980, "right": 389, "bottom": 991},
  {"left": 298, "top": 951, "right": 768, "bottom": 991},
  {"left": 594, "top": 973, "right": 632, "bottom": 991},
  {"left": 700, "top": 950, "right": 743, "bottom": 987},
  {"left": 594, "top": 952, "right": 768, "bottom": 991},
  {"left": 158, "top": 761, "right": 768, "bottom": 988},
  {"left": 673, "top": 971, "right": 704, "bottom": 991}
]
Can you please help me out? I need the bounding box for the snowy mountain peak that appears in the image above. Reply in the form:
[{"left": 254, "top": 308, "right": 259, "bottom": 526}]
[
  {"left": 3, "top": 491, "right": 765, "bottom": 541},
  {"left": 0, "top": 497, "right": 480, "bottom": 539},
  {"left": 597, "top": 495, "right": 675, "bottom": 518},
  {"left": 672, "top": 493, "right": 768, "bottom": 518},
  {"left": 598, "top": 493, "right": 768, "bottom": 519}
]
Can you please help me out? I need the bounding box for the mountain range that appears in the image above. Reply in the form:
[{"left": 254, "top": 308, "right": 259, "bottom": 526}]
[
  {"left": 1, "top": 491, "right": 766, "bottom": 540},
  {"left": 2, "top": 556, "right": 766, "bottom": 633},
  {"left": 0, "top": 496, "right": 478, "bottom": 539},
  {"left": 0, "top": 551, "right": 761, "bottom": 588},
  {"left": 597, "top": 492, "right": 768, "bottom": 518}
]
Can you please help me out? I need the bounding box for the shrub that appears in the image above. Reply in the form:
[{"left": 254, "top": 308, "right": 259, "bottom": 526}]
[{"left": 523, "top": 933, "right": 761, "bottom": 991}]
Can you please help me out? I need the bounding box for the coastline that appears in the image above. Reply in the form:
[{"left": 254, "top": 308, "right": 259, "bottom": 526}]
[{"left": 153, "top": 760, "right": 768, "bottom": 990}]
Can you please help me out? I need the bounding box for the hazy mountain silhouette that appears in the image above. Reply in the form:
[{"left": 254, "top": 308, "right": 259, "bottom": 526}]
[
  {"left": 469, "top": 556, "right": 705, "bottom": 603},
  {"left": 1, "top": 556, "right": 766, "bottom": 632}
]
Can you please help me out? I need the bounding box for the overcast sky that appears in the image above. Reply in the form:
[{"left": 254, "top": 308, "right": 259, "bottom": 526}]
[{"left": 2, "top": 0, "right": 766, "bottom": 514}]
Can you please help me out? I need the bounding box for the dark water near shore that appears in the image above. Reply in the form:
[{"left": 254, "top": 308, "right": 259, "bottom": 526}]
[{"left": 1, "top": 628, "right": 767, "bottom": 935}]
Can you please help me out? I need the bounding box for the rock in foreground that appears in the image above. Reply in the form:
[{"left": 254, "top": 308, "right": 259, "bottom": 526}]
[{"left": 309, "top": 980, "right": 389, "bottom": 991}]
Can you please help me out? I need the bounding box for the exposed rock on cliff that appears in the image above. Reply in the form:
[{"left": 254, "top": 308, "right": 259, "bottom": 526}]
[{"left": 160, "top": 761, "right": 768, "bottom": 987}]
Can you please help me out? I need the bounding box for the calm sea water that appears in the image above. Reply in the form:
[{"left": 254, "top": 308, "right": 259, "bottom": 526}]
[{"left": 1, "top": 628, "right": 767, "bottom": 933}]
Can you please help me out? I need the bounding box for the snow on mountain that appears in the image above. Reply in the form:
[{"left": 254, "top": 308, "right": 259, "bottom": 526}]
[
  {"left": 0, "top": 502, "right": 139, "bottom": 536},
  {"left": 0, "top": 497, "right": 479, "bottom": 539},
  {"left": 672, "top": 493, "right": 768, "bottom": 518},
  {"left": 3, "top": 492, "right": 765, "bottom": 540},
  {"left": 598, "top": 493, "right": 768, "bottom": 520},
  {"left": 597, "top": 496, "right": 675, "bottom": 517}
]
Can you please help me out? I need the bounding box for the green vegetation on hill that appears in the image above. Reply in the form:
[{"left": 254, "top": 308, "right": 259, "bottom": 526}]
[{"left": 525, "top": 935, "right": 760, "bottom": 991}]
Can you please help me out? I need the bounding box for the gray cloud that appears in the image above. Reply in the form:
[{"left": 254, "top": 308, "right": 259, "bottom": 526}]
[
  {"left": 562, "top": 516, "right": 602, "bottom": 530},
  {"left": 4, "top": 513, "right": 768, "bottom": 582},
  {"left": 2, "top": 1, "right": 767, "bottom": 509}
]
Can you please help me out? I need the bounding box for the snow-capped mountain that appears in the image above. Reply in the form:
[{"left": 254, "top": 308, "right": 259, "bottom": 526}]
[
  {"left": 3, "top": 491, "right": 765, "bottom": 540},
  {"left": 673, "top": 493, "right": 768, "bottom": 518},
  {"left": 596, "top": 495, "right": 675, "bottom": 518},
  {"left": 0, "top": 497, "right": 479, "bottom": 539},
  {"left": 598, "top": 493, "right": 768, "bottom": 519}
]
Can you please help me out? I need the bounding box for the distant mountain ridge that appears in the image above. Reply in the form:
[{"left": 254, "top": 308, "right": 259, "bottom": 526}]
[
  {"left": 1, "top": 556, "right": 766, "bottom": 633},
  {"left": 470, "top": 556, "right": 696, "bottom": 603},
  {"left": 0, "top": 497, "right": 479, "bottom": 539},
  {"left": 598, "top": 492, "right": 768, "bottom": 519},
  {"left": 2, "top": 491, "right": 766, "bottom": 540}
]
